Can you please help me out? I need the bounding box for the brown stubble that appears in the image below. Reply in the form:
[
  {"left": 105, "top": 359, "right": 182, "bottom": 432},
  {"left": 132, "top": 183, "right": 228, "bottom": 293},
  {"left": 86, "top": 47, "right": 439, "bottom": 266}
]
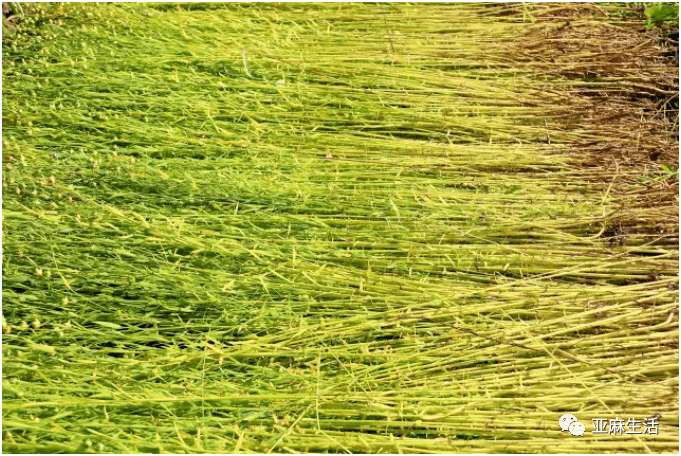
[{"left": 503, "top": 3, "right": 678, "bottom": 241}]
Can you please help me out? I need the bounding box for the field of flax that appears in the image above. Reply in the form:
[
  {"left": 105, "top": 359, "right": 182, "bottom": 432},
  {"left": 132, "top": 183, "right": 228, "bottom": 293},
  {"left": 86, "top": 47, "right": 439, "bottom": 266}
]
[{"left": 2, "top": 2, "right": 679, "bottom": 453}]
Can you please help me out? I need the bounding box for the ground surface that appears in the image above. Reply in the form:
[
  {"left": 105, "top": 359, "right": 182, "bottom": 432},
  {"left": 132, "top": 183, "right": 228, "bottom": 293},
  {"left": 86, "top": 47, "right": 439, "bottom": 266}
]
[{"left": 2, "top": 3, "right": 679, "bottom": 453}]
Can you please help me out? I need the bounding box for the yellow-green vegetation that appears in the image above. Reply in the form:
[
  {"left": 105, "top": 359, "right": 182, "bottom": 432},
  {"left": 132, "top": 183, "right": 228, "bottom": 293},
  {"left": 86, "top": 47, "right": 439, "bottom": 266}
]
[{"left": 2, "top": 2, "right": 678, "bottom": 453}]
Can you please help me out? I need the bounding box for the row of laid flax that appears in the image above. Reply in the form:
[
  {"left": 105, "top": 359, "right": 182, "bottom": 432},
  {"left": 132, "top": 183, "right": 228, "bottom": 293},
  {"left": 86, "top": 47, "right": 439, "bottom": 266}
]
[{"left": 2, "top": 2, "right": 678, "bottom": 453}]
